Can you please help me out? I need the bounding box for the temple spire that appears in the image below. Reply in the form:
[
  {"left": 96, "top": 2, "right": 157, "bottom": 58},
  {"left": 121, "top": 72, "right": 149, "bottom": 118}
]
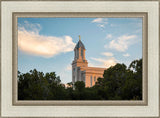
[
  {"left": 79, "top": 35, "right": 81, "bottom": 41},
  {"left": 75, "top": 35, "right": 85, "bottom": 49}
]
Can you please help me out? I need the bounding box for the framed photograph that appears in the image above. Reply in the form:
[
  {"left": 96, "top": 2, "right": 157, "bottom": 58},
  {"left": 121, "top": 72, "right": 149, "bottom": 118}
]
[{"left": 1, "top": 0, "right": 159, "bottom": 118}]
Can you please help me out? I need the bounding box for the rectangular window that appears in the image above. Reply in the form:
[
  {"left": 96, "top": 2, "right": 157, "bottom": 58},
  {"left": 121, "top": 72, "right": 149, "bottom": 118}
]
[
  {"left": 90, "top": 76, "right": 92, "bottom": 87},
  {"left": 81, "top": 49, "right": 83, "bottom": 58},
  {"left": 94, "top": 76, "right": 96, "bottom": 82}
]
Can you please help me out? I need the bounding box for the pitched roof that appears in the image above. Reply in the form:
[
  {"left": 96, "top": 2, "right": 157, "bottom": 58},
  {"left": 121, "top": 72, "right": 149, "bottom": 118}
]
[{"left": 75, "top": 40, "right": 85, "bottom": 49}]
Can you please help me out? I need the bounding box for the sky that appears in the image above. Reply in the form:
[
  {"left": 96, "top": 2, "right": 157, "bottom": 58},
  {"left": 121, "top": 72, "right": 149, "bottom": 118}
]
[{"left": 18, "top": 17, "right": 142, "bottom": 84}]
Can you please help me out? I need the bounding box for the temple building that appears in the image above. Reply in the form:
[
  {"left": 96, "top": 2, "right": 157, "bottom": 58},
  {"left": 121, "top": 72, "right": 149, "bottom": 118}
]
[{"left": 72, "top": 36, "right": 106, "bottom": 87}]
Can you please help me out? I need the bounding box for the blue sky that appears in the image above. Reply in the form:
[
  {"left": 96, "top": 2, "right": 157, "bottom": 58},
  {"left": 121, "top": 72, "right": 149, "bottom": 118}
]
[{"left": 18, "top": 17, "right": 142, "bottom": 84}]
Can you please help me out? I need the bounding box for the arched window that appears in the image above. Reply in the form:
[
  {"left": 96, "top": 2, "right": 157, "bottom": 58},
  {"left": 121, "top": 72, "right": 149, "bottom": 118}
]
[
  {"left": 94, "top": 76, "right": 96, "bottom": 82},
  {"left": 81, "top": 48, "right": 83, "bottom": 58},
  {"left": 90, "top": 76, "right": 92, "bottom": 87}
]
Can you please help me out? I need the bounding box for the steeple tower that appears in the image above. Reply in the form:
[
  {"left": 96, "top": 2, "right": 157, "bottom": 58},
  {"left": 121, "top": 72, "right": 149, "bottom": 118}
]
[
  {"left": 72, "top": 36, "right": 88, "bottom": 83},
  {"left": 72, "top": 36, "right": 106, "bottom": 87}
]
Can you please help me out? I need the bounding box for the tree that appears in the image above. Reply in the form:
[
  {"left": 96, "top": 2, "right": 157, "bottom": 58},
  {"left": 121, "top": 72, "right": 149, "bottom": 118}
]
[
  {"left": 67, "top": 82, "right": 73, "bottom": 88},
  {"left": 125, "top": 58, "right": 142, "bottom": 100},
  {"left": 74, "top": 81, "right": 85, "bottom": 91},
  {"left": 94, "top": 63, "right": 127, "bottom": 100},
  {"left": 94, "top": 59, "right": 142, "bottom": 100},
  {"left": 18, "top": 59, "right": 142, "bottom": 100},
  {"left": 18, "top": 69, "right": 64, "bottom": 100}
]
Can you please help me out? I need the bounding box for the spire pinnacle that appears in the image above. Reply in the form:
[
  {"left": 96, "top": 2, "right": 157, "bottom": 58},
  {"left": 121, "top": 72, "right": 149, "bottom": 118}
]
[{"left": 79, "top": 35, "right": 81, "bottom": 41}]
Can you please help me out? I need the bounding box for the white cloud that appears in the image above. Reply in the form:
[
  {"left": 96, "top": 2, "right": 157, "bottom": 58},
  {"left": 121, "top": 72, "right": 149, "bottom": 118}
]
[
  {"left": 92, "top": 18, "right": 107, "bottom": 24},
  {"left": 123, "top": 53, "right": 130, "bottom": 57},
  {"left": 92, "top": 18, "right": 102, "bottom": 23},
  {"left": 92, "top": 18, "right": 108, "bottom": 28},
  {"left": 66, "top": 64, "right": 72, "bottom": 71},
  {"left": 106, "top": 35, "right": 137, "bottom": 52},
  {"left": 90, "top": 57, "right": 117, "bottom": 68},
  {"left": 98, "top": 24, "right": 105, "bottom": 28},
  {"left": 18, "top": 21, "right": 76, "bottom": 58},
  {"left": 101, "top": 52, "right": 113, "bottom": 57},
  {"left": 106, "top": 34, "right": 112, "bottom": 39}
]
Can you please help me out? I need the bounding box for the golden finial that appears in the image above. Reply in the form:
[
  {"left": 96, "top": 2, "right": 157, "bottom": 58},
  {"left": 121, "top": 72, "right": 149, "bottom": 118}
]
[{"left": 79, "top": 35, "right": 81, "bottom": 41}]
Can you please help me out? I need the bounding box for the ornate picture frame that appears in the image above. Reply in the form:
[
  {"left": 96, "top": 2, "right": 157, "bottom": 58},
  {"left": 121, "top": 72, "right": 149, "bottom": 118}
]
[{"left": 1, "top": 0, "right": 159, "bottom": 117}]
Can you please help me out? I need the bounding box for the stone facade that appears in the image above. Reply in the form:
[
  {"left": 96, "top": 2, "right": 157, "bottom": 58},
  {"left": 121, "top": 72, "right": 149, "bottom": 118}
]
[{"left": 72, "top": 36, "right": 106, "bottom": 87}]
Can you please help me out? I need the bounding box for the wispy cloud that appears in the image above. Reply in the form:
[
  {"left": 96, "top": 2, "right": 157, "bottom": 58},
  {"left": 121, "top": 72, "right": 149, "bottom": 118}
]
[
  {"left": 18, "top": 21, "right": 76, "bottom": 58},
  {"left": 106, "top": 34, "right": 112, "bottom": 39},
  {"left": 65, "top": 64, "right": 72, "bottom": 71},
  {"left": 90, "top": 57, "right": 117, "bottom": 68},
  {"left": 101, "top": 52, "right": 113, "bottom": 57},
  {"left": 18, "top": 21, "right": 41, "bottom": 34},
  {"left": 123, "top": 53, "right": 130, "bottom": 57},
  {"left": 92, "top": 18, "right": 108, "bottom": 29},
  {"left": 134, "top": 28, "right": 142, "bottom": 34},
  {"left": 110, "top": 24, "right": 117, "bottom": 27},
  {"left": 105, "top": 35, "right": 137, "bottom": 52},
  {"left": 98, "top": 24, "right": 105, "bottom": 28},
  {"left": 92, "top": 18, "right": 108, "bottom": 24}
]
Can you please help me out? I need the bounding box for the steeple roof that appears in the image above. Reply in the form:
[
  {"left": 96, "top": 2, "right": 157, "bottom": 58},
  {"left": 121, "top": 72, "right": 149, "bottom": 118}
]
[
  {"left": 75, "top": 35, "right": 85, "bottom": 49},
  {"left": 75, "top": 40, "right": 85, "bottom": 49}
]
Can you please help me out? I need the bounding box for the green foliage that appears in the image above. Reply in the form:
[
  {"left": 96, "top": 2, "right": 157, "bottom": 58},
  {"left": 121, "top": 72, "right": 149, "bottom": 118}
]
[
  {"left": 74, "top": 81, "right": 85, "bottom": 91},
  {"left": 18, "top": 59, "right": 142, "bottom": 100},
  {"left": 94, "top": 59, "right": 142, "bottom": 100},
  {"left": 18, "top": 69, "right": 65, "bottom": 100}
]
